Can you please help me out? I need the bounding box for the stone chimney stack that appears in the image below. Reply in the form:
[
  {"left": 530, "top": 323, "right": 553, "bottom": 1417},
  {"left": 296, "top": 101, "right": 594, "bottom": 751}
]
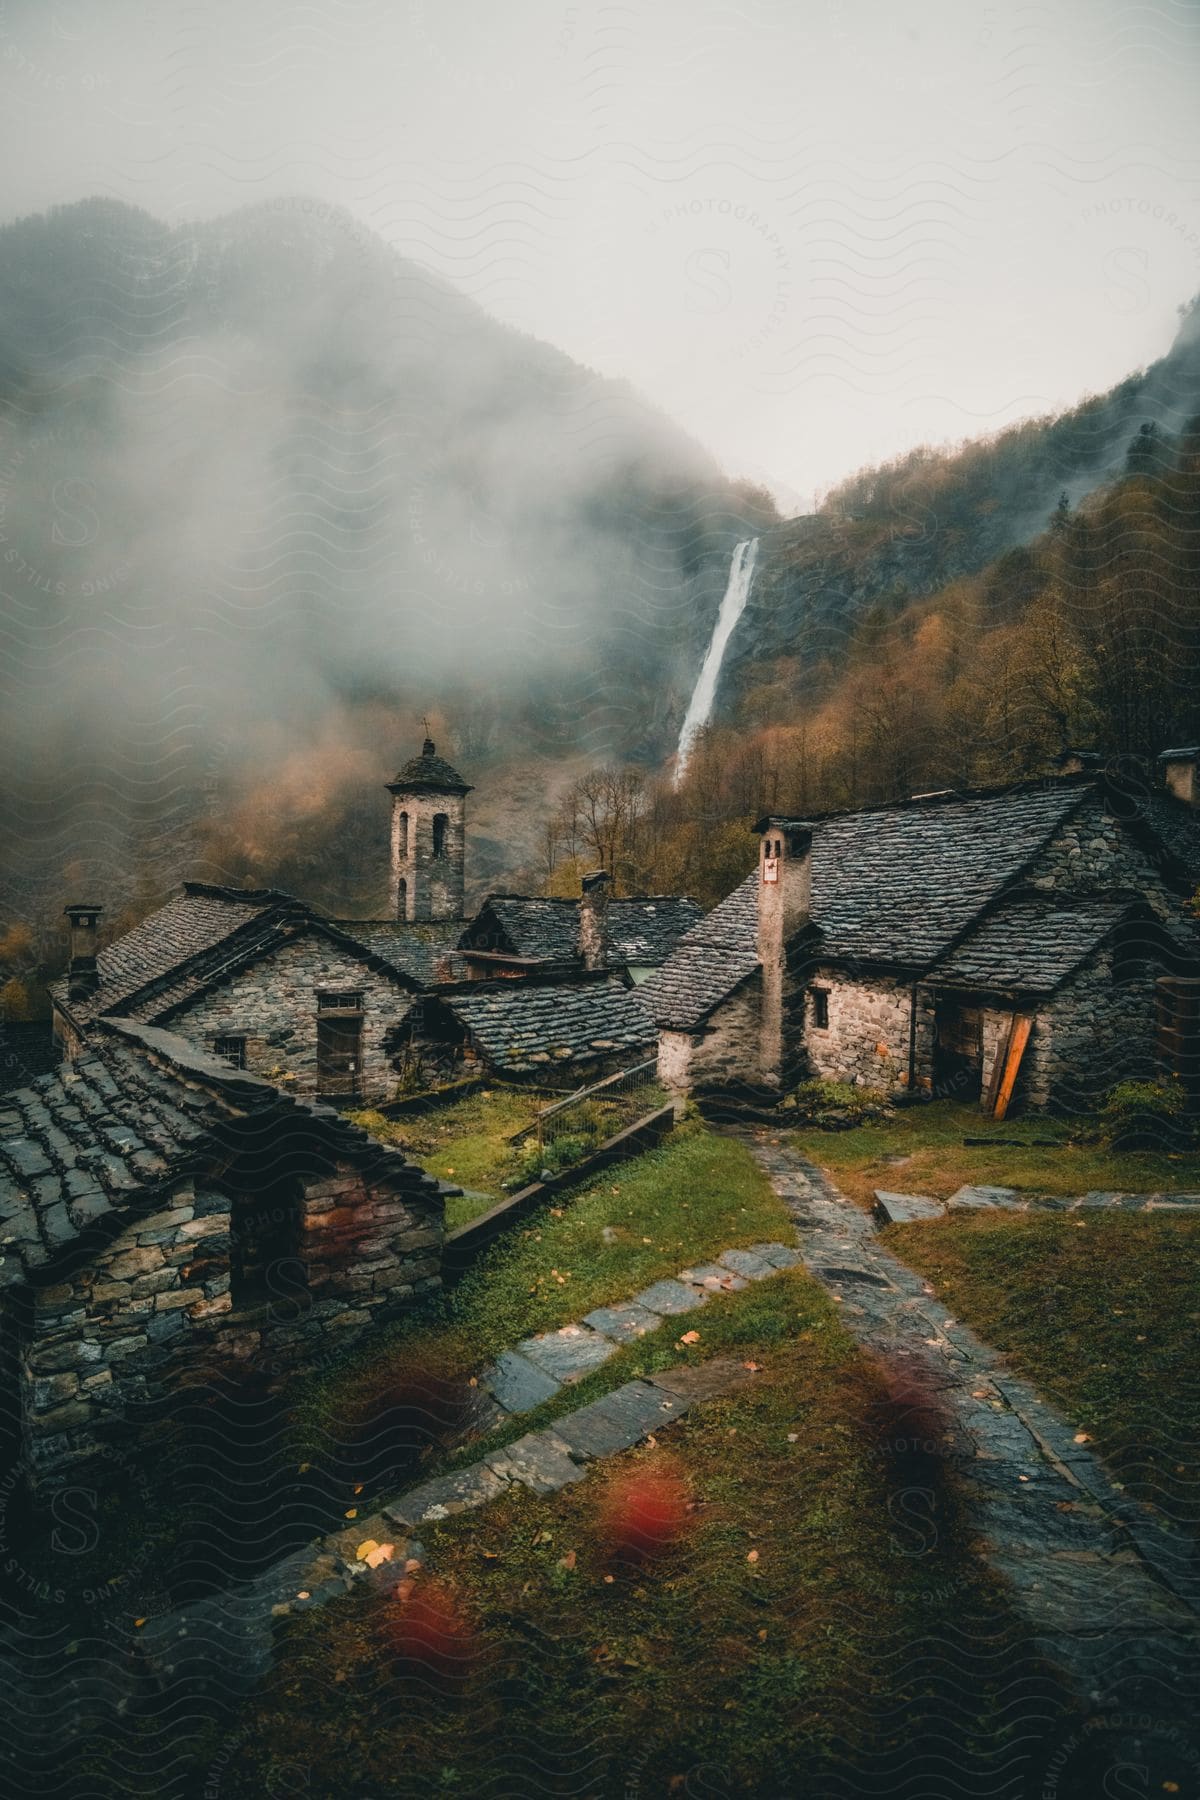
[
  {"left": 753, "top": 817, "right": 814, "bottom": 1087},
  {"left": 579, "top": 871, "right": 610, "bottom": 972},
  {"left": 1159, "top": 747, "right": 1199, "bottom": 807},
  {"left": 64, "top": 904, "right": 102, "bottom": 1003}
]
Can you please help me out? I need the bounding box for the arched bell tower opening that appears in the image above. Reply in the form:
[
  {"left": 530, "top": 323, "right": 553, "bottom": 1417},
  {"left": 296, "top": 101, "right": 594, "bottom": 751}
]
[{"left": 386, "top": 738, "right": 473, "bottom": 922}]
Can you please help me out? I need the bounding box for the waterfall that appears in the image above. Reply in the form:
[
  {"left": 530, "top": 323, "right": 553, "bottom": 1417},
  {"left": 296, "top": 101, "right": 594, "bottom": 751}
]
[{"left": 674, "top": 537, "right": 759, "bottom": 782}]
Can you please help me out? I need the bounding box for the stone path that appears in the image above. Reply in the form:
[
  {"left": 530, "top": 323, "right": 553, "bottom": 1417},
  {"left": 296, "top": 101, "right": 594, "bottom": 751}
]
[
  {"left": 745, "top": 1131, "right": 1200, "bottom": 1704},
  {"left": 473, "top": 1237, "right": 800, "bottom": 1421},
  {"left": 875, "top": 1183, "right": 1200, "bottom": 1223},
  {"left": 133, "top": 1239, "right": 802, "bottom": 1700}
]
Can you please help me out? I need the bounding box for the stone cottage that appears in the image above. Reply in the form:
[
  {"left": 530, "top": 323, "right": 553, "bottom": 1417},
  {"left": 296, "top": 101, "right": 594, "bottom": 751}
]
[
  {"left": 50, "top": 738, "right": 478, "bottom": 1103},
  {"left": 644, "top": 760, "right": 1200, "bottom": 1115},
  {"left": 397, "top": 972, "right": 657, "bottom": 1085},
  {"left": 459, "top": 877, "right": 702, "bottom": 984},
  {"left": 0, "top": 1018, "right": 447, "bottom": 1483}
]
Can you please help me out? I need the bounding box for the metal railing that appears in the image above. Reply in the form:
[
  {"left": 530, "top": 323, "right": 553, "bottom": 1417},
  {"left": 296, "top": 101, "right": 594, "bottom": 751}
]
[{"left": 511, "top": 1056, "right": 659, "bottom": 1157}]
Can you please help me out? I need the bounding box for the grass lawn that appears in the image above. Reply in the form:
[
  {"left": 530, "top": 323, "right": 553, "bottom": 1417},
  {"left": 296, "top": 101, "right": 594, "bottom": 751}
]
[
  {"left": 790, "top": 1099, "right": 1200, "bottom": 1213},
  {"left": 883, "top": 1209, "right": 1200, "bottom": 1536},
  {"left": 352, "top": 1079, "right": 666, "bottom": 1231},
  {"left": 198, "top": 1265, "right": 1058, "bottom": 1800},
  {"left": 294, "top": 1120, "right": 792, "bottom": 1449},
  {"left": 350, "top": 1087, "right": 550, "bottom": 1229}
]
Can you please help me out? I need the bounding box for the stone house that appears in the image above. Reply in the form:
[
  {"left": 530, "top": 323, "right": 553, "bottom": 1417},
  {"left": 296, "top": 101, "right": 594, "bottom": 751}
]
[
  {"left": 50, "top": 738, "right": 477, "bottom": 1104},
  {"left": 398, "top": 972, "right": 657, "bottom": 1085},
  {"left": 459, "top": 879, "right": 701, "bottom": 984},
  {"left": 0, "top": 1018, "right": 447, "bottom": 1483},
  {"left": 644, "top": 761, "right": 1200, "bottom": 1115}
]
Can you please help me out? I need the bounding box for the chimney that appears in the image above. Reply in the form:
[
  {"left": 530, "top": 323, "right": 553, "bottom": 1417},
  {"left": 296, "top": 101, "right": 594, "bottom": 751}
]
[
  {"left": 579, "top": 871, "right": 610, "bottom": 972},
  {"left": 753, "top": 817, "right": 814, "bottom": 1087},
  {"left": 64, "top": 903, "right": 102, "bottom": 1002},
  {"left": 1159, "top": 747, "right": 1199, "bottom": 807}
]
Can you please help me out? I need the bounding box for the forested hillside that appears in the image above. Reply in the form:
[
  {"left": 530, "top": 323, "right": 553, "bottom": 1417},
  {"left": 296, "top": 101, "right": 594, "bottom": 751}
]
[{"left": 539, "top": 405, "right": 1200, "bottom": 906}]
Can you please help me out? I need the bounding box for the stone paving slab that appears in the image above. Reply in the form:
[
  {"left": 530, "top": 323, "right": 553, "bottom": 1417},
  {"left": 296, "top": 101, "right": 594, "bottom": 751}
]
[
  {"left": 947, "top": 1184, "right": 1021, "bottom": 1210},
  {"left": 484, "top": 1431, "right": 587, "bottom": 1495},
  {"left": 581, "top": 1300, "right": 663, "bottom": 1339},
  {"left": 679, "top": 1261, "right": 747, "bottom": 1292},
  {"left": 553, "top": 1380, "right": 686, "bottom": 1460},
  {"left": 632, "top": 1277, "right": 708, "bottom": 1315},
  {"left": 384, "top": 1461, "right": 510, "bottom": 1530},
  {"left": 719, "top": 1247, "right": 775, "bottom": 1278},
  {"left": 513, "top": 1322, "right": 618, "bottom": 1383},
  {"left": 873, "top": 1189, "right": 946, "bottom": 1224},
  {"left": 748, "top": 1241, "right": 804, "bottom": 1268},
  {"left": 482, "top": 1348, "right": 563, "bottom": 1414}
]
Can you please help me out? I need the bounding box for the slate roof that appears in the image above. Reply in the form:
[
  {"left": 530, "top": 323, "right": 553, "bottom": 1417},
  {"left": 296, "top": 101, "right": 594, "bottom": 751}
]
[
  {"left": 386, "top": 739, "right": 472, "bottom": 794},
  {"left": 331, "top": 920, "right": 467, "bottom": 986},
  {"left": 640, "top": 875, "right": 762, "bottom": 1030},
  {"left": 643, "top": 781, "right": 1100, "bottom": 1029},
  {"left": 1131, "top": 790, "right": 1200, "bottom": 887},
  {"left": 434, "top": 977, "right": 656, "bottom": 1074},
  {"left": 462, "top": 895, "right": 703, "bottom": 968},
  {"left": 52, "top": 884, "right": 295, "bottom": 1024},
  {"left": 0, "top": 1019, "right": 443, "bottom": 1289},
  {"left": 925, "top": 893, "right": 1137, "bottom": 994}
]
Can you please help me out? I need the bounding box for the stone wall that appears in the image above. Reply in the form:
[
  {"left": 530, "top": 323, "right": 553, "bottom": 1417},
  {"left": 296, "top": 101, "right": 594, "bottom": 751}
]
[
  {"left": 801, "top": 968, "right": 919, "bottom": 1091},
  {"left": 166, "top": 935, "right": 414, "bottom": 1100},
  {"left": 20, "top": 1158, "right": 443, "bottom": 1482},
  {"left": 1029, "top": 795, "right": 1181, "bottom": 919},
  {"left": 390, "top": 790, "right": 466, "bottom": 923},
  {"left": 662, "top": 978, "right": 763, "bottom": 1093},
  {"left": 1023, "top": 945, "right": 1160, "bottom": 1112}
]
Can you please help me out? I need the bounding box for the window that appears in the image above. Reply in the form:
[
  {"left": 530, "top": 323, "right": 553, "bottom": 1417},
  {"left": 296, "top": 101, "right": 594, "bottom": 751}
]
[
  {"left": 810, "top": 988, "right": 830, "bottom": 1030},
  {"left": 317, "top": 990, "right": 364, "bottom": 1011},
  {"left": 214, "top": 1035, "right": 246, "bottom": 1069},
  {"left": 432, "top": 812, "right": 449, "bottom": 859},
  {"left": 398, "top": 810, "right": 409, "bottom": 857}
]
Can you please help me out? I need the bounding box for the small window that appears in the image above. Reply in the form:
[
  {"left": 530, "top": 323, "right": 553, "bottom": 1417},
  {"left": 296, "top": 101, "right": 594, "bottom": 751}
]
[
  {"left": 432, "top": 812, "right": 449, "bottom": 859},
  {"left": 317, "top": 990, "right": 364, "bottom": 1011},
  {"left": 398, "top": 810, "right": 409, "bottom": 857},
  {"left": 810, "top": 988, "right": 830, "bottom": 1030},
  {"left": 214, "top": 1035, "right": 246, "bottom": 1069}
]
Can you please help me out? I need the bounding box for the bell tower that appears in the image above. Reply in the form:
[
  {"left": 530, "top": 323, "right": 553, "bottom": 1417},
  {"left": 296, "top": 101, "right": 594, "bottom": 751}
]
[{"left": 385, "top": 738, "right": 473, "bottom": 922}]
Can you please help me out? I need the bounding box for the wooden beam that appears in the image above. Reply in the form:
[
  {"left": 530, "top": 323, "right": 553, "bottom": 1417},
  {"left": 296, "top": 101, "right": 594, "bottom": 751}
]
[
  {"left": 993, "top": 1013, "right": 1033, "bottom": 1121},
  {"left": 982, "top": 1012, "right": 1016, "bottom": 1115}
]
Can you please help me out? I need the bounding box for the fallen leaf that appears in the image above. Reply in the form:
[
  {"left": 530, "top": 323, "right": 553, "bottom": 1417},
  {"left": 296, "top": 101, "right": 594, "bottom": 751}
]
[
  {"left": 743, "top": 1361, "right": 761, "bottom": 1372},
  {"left": 758, "top": 1628, "right": 768, "bottom": 1641},
  {"left": 786, "top": 1432, "right": 799, "bottom": 1443},
  {"left": 679, "top": 1330, "right": 701, "bottom": 1345},
  {"left": 364, "top": 1544, "right": 394, "bottom": 1569},
  {"left": 355, "top": 1539, "right": 380, "bottom": 1561},
  {"left": 353, "top": 1482, "right": 364, "bottom": 1495},
  {"left": 603, "top": 1574, "right": 614, "bottom": 1584},
  {"left": 747, "top": 1550, "right": 759, "bottom": 1564},
  {"left": 1073, "top": 1433, "right": 1091, "bottom": 1444},
  {"left": 403, "top": 1558, "right": 422, "bottom": 1573},
  {"left": 344, "top": 1508, "right": 358, "bottom": 1519},
  {"left": 133, "top": 1618, "right": 145, "bottom": 1628},
  {"left": 296, "top": 1591, "right": 310, "bottom": 1601},
  {"left": 394, "top": 1578, "right": 416, "bottom": 1603},
  {"left": 557, "top": 1551, "right": 577, "bottom": 1571}
]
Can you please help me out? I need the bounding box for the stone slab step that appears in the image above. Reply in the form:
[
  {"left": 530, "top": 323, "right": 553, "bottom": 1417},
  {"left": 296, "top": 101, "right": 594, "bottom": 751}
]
[{"left": 874, "top": 1189, "right": 945, "bottom": 1225}]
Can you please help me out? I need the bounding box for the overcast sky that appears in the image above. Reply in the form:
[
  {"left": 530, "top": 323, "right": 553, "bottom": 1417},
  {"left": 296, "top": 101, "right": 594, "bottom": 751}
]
[{"left": 3, "top": 0, "right": 1200, "bottom": 507}]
